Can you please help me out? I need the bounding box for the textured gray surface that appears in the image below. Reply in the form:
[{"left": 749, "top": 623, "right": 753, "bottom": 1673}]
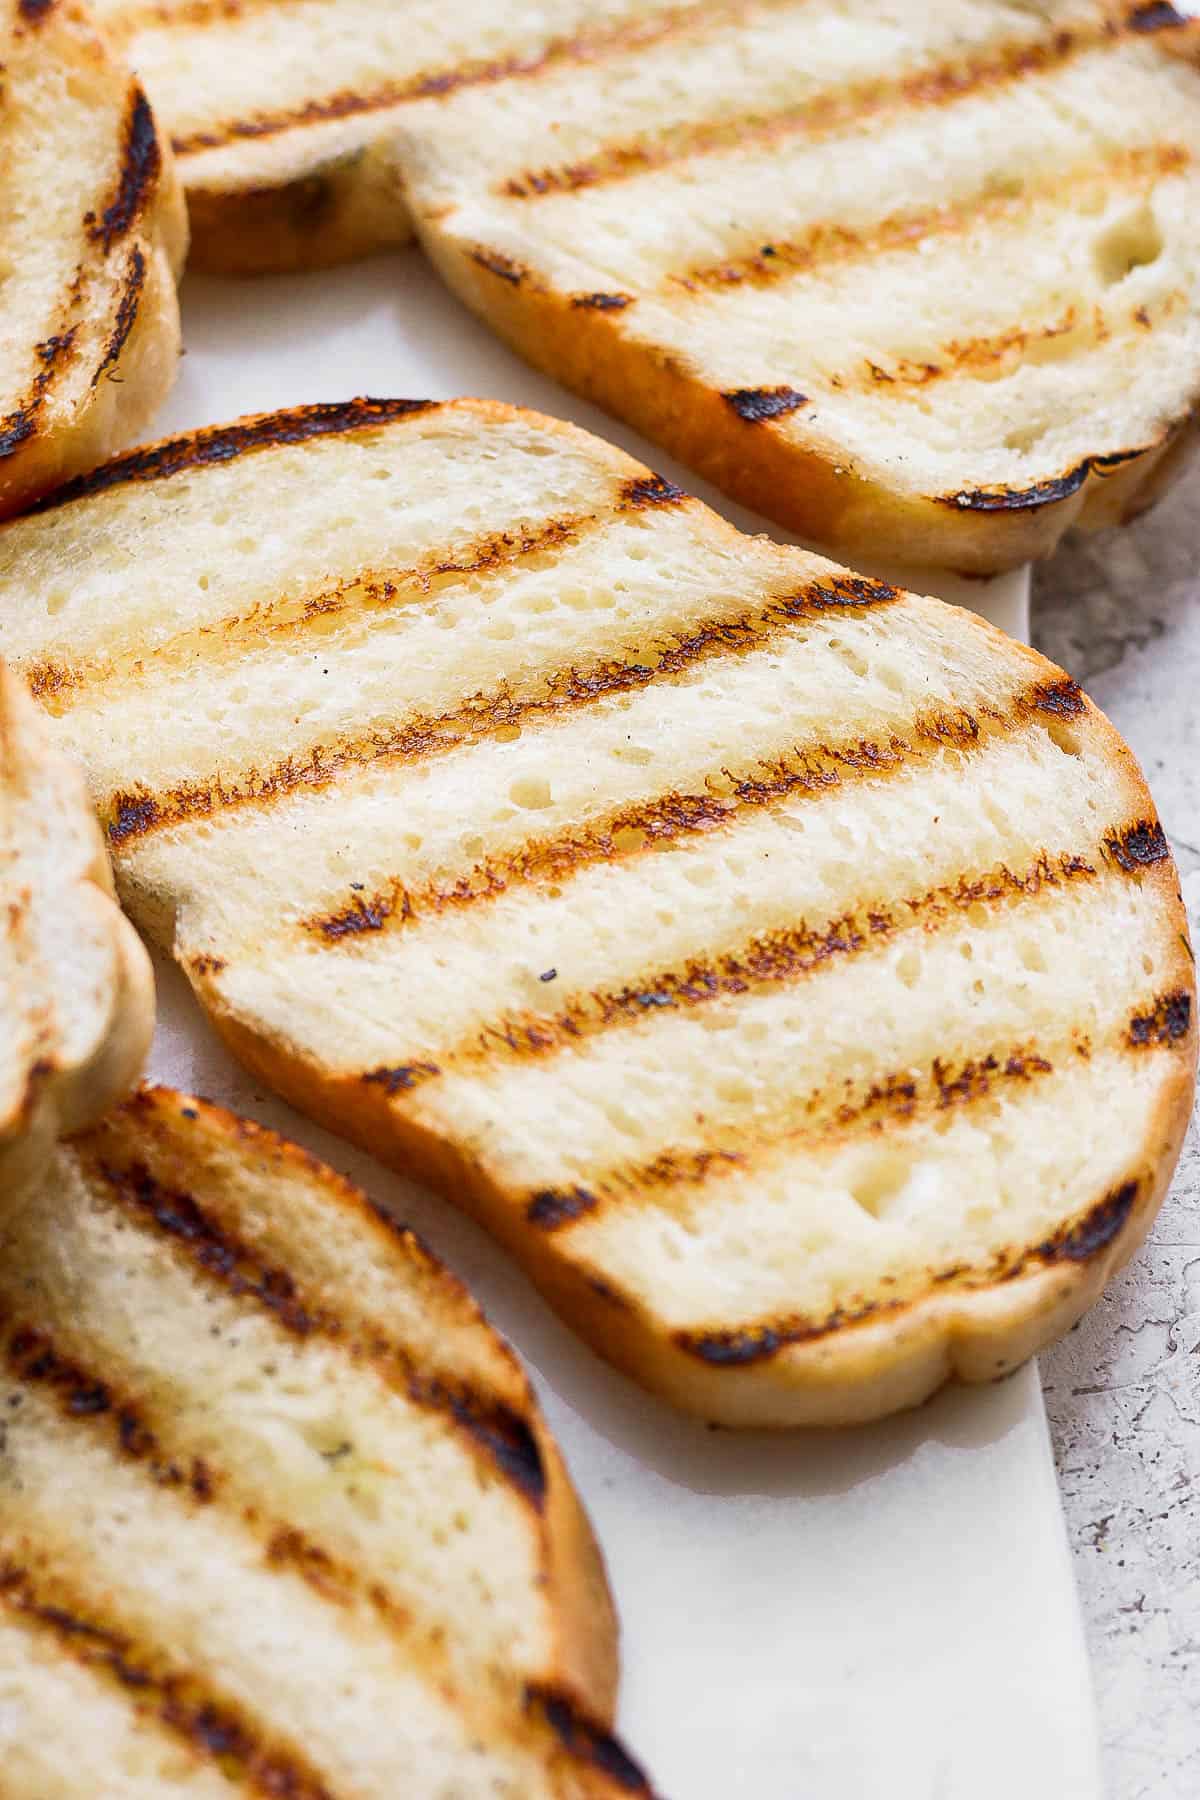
[{"left": 1034, "top": 474, "right": 1200, "bottom": 1800}]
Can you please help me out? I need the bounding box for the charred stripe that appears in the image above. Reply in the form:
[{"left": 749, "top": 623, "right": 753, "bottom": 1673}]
[
  {"left": 101, "top": 573, "right": 900, "bottom": 847},
  {"left": 678, "top": 1180, "right": 1142, "bottom": 1368},
  {"left": 28, "top": 508, "right": 602, "bottom": 709},
  {"left": 356, "top": 844, "right": 1103, "bottom": 1091},
  {"left": 677, "top": 144, "right": 1187, "bottom": 292},
  {"left": 92, "top": 246, "right": 146, "bottom": 386},
  {"left": 303, "top": 675, "right": 1075, "bottom": 948},
  {"left": 0, "top": 1562, "right": 336, "bottom": 1799},
  {"left": 30, "top": 398, "right": 439, "bottom": 512},
  {"left": 83, "top": 1156, "right": 546, "bottom": 1508},
  {"left": 88, "top": 89, "right": 161, "bottom": 253},
  {"left": 496, "top": 15, "right": 1164, "bottom": 201},
  {"left": 167, "top": 2, "right": 780, "bottom": 155}
]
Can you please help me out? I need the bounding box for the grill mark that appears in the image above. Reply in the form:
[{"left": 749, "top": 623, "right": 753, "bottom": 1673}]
[
  {"left": 28, "top": 507, "right": 604, "bottom": 710},
  {"left": 0, "top": 1310, "right": 510, "bottom": 1712},
  {"left": 87, "top": 89, "right": 161, "bottom": 254},
  {"left": 674, "top": 143, "right": 1189, "bottom": 292},
  {"left": 723, "top": 386, "right": 808, "bottom": 423},
  {"left": 166, "top": 2, "right": 783, "bottom": 157},
  {"left": 429, "top": 844, "right": 1103, "bottom": 1083},
  {"left": 525, "top": 989, "right": 1186, "bottom": 1231},
  {"left": 495, "top": 12, "right": 1173, "bottom": 202},
  {"left": 92, "top": 246, "right": 146, "bottom": 387},
  {"left": 29, "top": 398, "right": 439, "bottom": 513},
  {"left": 844, "top": 293, "right": 1185, "bottom": 395},
  {"left": 678, "top": 1179, "right": 1142, "bottom": 1368},
  {"left": 526, "top": 1045, "right": 1061, "bottom": 1231},
  {"left": 300, "top": 673, "right": 1077, "bottom": 949},
  {"left": 81, "top": 1156, "right": 548, "bottom": 1509},
  {"left": 0, "top": 1562, "right": 336, "bottom": 1799},
  {"left": 1105, "top": 817, "right": 1171, "bottom": 871},
  {"left": 16, "top": 0, "right": 56, "bottom": 24},
  {"left": 527, "top": 1685, "right": 654, "bottom": 1794},
  {"left": 941, "top": 443, "right": 1164, "bottom": 514},
  {"left": 571, "top": 290, "right": 634, "bottom": 310},
  {"left": 0, "top": 329, "right": 78, "bottom": 462},
  {"left": 100, "top": 572, "right": 901, "bottom": 848},
  {"left": 4, "top": 1324, "right": 217, "bottom": 1504},
  {"left": 1129, "top": 989, "right": 1192, "bottom": 1046}
]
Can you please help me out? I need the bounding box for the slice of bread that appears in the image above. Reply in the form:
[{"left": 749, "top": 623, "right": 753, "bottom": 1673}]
[
  {"left": 0, "top": 397, "right": 1193, "bottom": 1427},
  {"left": 393, "top": 0, "right": 1200, "bottom": 572},
  {"left": 88, "top": 0, "right": 658, "bottom": 275},
  {"left": 0, "top": 1083, "right": 649, "bottom": 1797},
  {"left": 0, "top": 661, "right": 153, "bottom": 1194},
  {"left": 0, "top": 0, "right": 186, "bottom": 518}
]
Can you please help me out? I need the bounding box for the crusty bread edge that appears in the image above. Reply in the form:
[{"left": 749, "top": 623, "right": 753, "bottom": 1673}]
[
  {"left": 1, "top": 668, "right": 155, "bottom": 1190},
  {"left": 0, "top": 116, "right": 187, "bottom": 520},
  {"left": 202, "top": 981, "right": 1194, "bottom": 1429},
  {"left": 183, "top": 586, "right": 1195, "bottom": 1429},
  {"left": 182, "top": 143, "right": 412, "bottom": 276},
  {"left": 410, "top": 222, "right": 1200, "bottom": 576}
]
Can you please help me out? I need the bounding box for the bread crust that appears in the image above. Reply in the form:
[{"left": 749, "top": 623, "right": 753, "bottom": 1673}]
[
  {"left": 183, "top": 143, "right": 411, "bottom": 276},
  {"left": 0, "top": 665, "right": 154, "bottom": 1194},
  {"left": 417, "top": 225, "right": 1200, "bottom": 576},
  {"left": 0, "top": 7, "right": 187, "bottom": 518}
]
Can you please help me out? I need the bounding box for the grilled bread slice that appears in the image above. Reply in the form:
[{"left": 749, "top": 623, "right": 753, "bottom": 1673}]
[
  {"left": 0, "top": 397, "right": 1194, "bottom": 1427},
  {"left": 393, "top": 0, "right": 1200, "bottom": 573},
  {"left": 87, "top": 0, "right": 665, "bottom": 275},
  {"left": 0, "top": 0, "right": 186, "bottom": 518},
  {"left": 0, "top": 662, "right": 153, "bottom": 1195},
  {"left": 0, "top": 1083, "right": 649, "bottom": 1798}
]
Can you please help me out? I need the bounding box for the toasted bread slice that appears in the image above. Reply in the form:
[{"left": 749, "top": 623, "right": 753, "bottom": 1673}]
[
  {"left": 0, "top": 397, "right": 1193, "bottom": 1426},
  {"left": 0, "top": 1083, "right": 649, "bottom": 1797},
  {"left": 392, "top": 0, "right": 1200, "bottom": 572},
  {"left": 88, "top": 0, "right": 665, "bottom": 275},
  {"left": 0, "top": 662, "right": 153, "bottom": 1194},
  {"left": 0, "top": 0, "right": 186, "bottom": 518}
]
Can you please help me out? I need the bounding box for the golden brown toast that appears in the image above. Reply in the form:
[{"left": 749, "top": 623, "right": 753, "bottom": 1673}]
[
  {"left": 0, "top": 397, "right": 1193, "bottom": 1426},
  {"left": 0, "top": 1084, "right": 650, "bottom": 1797},
  {"left": 392, "top": 0, "right": 1200, "bottom": 571}
]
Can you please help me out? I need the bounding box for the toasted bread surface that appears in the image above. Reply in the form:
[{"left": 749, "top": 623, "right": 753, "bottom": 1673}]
[
  {"left": 0, "top": 397, "right": 1193, "bottom": 1425},
  {"left": 386, "top": 0, "right": 1200, "bottom": 571},
  {"left": 0, "top": 1084, "right": 646, "bottom": 1797},
  {"left": 88, "top": 0, "right": 669, "bottom": 274},
  {"left": 0, "top": 0, "right": 186, "bottom": 517},
  {"left": 0, "top": 662, "right": 153, "bottom": 1194}
]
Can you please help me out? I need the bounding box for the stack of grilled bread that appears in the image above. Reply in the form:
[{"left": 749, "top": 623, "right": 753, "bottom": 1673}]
[
  {"left": 2, "top": 1, "right": 1199, "bottom": 1789},
  {"left": 1, "top": 397, "right": 1192, "bottom": 1427},
  {"left": 0, "top": 637, "right": 645, "bottom": 1797}
]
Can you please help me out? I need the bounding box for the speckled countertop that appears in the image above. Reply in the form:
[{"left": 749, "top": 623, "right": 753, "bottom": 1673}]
[{"left": 1034, "top": 475, "right": 1200, "bottom": 1800}]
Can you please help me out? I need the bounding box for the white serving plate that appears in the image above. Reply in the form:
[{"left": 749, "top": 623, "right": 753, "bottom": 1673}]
[{"left": 147, "top": 249, "right": 1101, "bottom": 1800}]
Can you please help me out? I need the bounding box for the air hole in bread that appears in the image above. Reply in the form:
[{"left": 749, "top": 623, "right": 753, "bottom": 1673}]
[
  {"left": 510, "top": 776, "right": 552, "bottom": 809},
  {"left": 896, "top": 946, "right": 922, "bottom": 989},
  {"left": 850, "top": 1152, "right": 911, "bottom": 1221},
  {"left": 1093, "top": 202, "right": 1164, "bottom": 286},
  {"left": 1044, "top": 719, "right": 1083, "bottom": 759},
  {"left": 1019, "top": 938, "right": 1048, "bottom": 974},
  {"left": 44, "top": 588, "right": 68, "bottom": 617},
  {"left": 827, "top": 638, "right": 869, "bottom": 679},
  {"left": 1004, "top": 421, "right": 1048, "bottom": 454}
]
